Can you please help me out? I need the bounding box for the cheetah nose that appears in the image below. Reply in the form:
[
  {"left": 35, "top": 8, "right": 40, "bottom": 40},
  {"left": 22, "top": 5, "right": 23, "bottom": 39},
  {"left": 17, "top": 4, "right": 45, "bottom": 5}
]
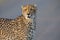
[
  {"left": 27, "top": 14, "right": 32, "bottom": 18},
  {"left": 27, "top": 13, "right": 30, "bottom": 15}
]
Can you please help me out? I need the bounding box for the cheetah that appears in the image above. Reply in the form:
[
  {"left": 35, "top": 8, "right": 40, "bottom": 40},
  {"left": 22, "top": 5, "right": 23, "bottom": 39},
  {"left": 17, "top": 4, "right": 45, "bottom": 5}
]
[{"left": 0, "top": 4, "right": 37, "bottom": 40}]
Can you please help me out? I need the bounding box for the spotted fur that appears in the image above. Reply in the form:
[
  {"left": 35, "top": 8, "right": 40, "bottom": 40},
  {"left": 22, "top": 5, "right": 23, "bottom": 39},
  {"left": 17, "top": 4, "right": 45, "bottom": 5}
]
[{"left": 0, "top": 4, "right": 37, "bottom": 40}]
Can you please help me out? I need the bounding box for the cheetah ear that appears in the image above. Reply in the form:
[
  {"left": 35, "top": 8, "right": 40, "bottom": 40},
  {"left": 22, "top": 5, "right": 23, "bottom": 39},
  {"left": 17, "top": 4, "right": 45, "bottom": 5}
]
[
  {"left": 34, "top": 4, "right": 37, "bottom": 7},
  {"left": 21, "top": 5, "right": 24, "bottom": 9},
  {"left": 34, "top": 4, "right": 37, "bottom": 10}
]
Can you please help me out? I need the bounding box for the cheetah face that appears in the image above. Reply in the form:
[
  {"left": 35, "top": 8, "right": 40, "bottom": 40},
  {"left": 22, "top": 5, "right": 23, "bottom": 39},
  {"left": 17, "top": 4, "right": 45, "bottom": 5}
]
[{"left": 22, "top": 4, "right": 37, "bottom": 19}]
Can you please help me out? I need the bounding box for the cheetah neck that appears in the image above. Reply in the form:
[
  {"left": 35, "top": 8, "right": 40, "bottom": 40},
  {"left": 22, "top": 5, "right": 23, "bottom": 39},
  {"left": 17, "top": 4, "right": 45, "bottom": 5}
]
[{"left": 27, "top": 16, "right": 36, "bottom": 40}]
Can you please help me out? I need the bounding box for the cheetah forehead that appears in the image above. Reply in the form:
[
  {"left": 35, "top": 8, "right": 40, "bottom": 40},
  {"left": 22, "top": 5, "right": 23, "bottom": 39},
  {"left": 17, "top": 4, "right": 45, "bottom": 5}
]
[{"left": 21, "top": 4, "right": 37, "bottom": 10}]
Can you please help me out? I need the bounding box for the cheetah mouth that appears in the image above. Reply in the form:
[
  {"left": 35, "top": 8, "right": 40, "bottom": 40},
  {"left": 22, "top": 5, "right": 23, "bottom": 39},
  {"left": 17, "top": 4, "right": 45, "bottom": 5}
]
[{"left": 27, "top": 13, "right": 31, "bottom": 18}]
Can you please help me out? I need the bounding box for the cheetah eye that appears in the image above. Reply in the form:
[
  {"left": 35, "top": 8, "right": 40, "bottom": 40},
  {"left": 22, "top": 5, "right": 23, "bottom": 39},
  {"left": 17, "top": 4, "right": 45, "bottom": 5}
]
[
  {"left": 30, "top": 9, "right": 33, "bottom": 10},
  {"left": 24, "top": 9, "right": 27, "bottom": 11}
]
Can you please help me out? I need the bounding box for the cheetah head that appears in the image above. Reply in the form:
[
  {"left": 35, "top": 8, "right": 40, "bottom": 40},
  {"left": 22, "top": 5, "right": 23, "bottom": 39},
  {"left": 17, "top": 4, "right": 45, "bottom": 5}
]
[{"left": 21, "top": 4, "right": 37, "bottom": 19}]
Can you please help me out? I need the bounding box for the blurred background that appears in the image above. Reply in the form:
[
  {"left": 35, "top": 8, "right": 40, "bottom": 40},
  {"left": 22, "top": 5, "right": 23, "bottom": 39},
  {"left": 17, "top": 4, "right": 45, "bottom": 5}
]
[{"left": 0, "top": 0, "right": 60, "bottom": 40}]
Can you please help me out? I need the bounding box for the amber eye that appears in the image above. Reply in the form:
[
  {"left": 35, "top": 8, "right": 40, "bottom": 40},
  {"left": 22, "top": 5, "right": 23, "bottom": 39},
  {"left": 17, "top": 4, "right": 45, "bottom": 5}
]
[{"left": 24, "top": 9, "right": 27, "bottom": 11}]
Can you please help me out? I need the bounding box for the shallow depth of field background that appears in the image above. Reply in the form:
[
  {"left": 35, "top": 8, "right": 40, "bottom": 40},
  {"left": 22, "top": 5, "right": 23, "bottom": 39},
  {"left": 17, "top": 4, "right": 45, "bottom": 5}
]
[{"left": 0, "top": 0, "right": 60, "bottom": 40}]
